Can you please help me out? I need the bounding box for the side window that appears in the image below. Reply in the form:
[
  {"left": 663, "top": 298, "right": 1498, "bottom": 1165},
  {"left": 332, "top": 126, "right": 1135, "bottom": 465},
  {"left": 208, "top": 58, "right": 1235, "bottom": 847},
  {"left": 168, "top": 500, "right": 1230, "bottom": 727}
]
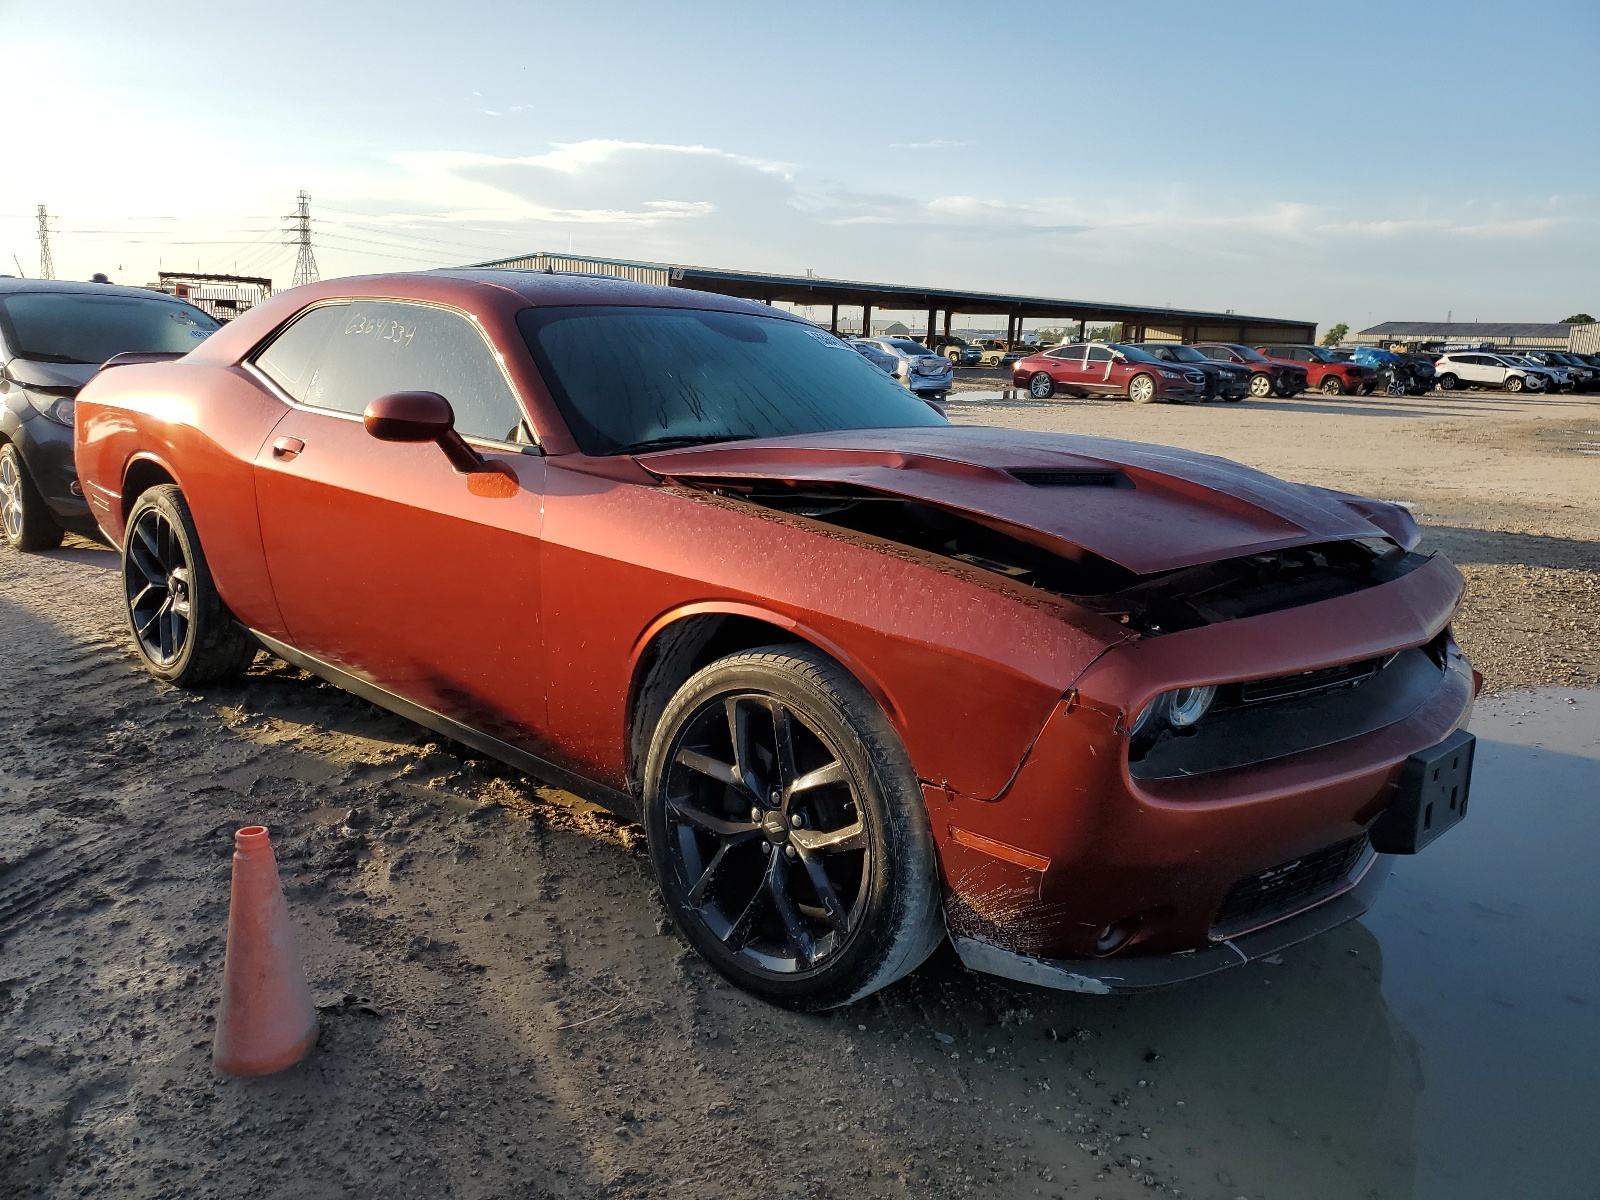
[
  {"left": 1046, "top": 344, "right": 1084, "bottom": 361},
  {"left": 256, "top": 300, "right": 525, "bottom": 442},
  {"left": 1085, "top": 346, "right": 1112, "bottom": 363}
]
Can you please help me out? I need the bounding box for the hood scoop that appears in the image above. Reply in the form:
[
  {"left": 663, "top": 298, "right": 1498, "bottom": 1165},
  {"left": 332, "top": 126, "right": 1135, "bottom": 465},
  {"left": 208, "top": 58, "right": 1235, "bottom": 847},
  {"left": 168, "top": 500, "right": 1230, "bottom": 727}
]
[{"left": 1008, "top": 468, "right": 1130, "bottom": 489}]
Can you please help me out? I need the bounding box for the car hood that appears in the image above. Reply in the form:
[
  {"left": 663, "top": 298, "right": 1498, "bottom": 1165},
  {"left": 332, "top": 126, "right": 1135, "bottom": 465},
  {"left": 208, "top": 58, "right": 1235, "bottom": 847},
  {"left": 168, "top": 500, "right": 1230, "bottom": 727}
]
[
  {"left": 638, "top": 425, "right": 1402, "bottom": 575},
  {"left": 5, "top": 357, "right": 99, "bottom": 391}
]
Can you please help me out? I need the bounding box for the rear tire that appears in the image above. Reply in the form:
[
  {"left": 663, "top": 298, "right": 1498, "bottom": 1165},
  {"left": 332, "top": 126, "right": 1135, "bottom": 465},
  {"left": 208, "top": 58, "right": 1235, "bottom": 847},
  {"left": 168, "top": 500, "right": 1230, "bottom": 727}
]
[
  {"left": 1028, "top": 371, "right": 1055, "bottom": 399},
  {"left": 1438, "top": 373, "right": 1458, "bottom": 391},
  {"left": 0, "top": 443, "right": 65, "bottom": 552},
  {"left": 644, "top": 645, "right": 943, "bottom": 1011},
  {"left": 1248, "top": 373, "right": 1274, "bottom": 398},
  {"left": 121, "top": 485, "right": 257, "bottom": 687}
]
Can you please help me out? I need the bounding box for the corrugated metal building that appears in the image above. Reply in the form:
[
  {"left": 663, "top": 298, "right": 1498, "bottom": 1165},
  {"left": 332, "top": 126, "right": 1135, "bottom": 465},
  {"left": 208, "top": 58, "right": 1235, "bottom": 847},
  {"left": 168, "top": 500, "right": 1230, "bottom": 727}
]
[{"left": 1349, "top": 321, "right": 1599, "bottom": 352}]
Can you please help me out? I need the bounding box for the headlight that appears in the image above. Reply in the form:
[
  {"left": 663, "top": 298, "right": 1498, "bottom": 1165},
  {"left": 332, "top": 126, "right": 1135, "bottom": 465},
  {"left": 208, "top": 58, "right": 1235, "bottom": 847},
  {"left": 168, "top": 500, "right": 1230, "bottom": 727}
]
[
  {"left": 1167, "top": 685, "right": 1216, "bottom": 727},
  {"left": 27, "top": 393, "right": 76, "bottom": 426},
  {"left": 1130, "top": 684, "right": 1218, "bottom": 737},
  {"left": 1159, "top": 369, "right": 1179, "bottom": 379}
]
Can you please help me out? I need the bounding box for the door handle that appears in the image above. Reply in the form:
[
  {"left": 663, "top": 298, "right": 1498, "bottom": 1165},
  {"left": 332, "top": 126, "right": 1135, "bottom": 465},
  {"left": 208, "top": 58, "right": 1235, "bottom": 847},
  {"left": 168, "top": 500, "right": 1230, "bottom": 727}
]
[{"left": 271, "top": 436, "right": 305, "bottom": 461}]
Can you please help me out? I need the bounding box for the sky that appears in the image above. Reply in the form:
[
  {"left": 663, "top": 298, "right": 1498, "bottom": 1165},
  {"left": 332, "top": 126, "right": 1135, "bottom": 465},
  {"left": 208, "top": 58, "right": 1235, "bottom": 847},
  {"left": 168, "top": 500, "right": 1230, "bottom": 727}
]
[{"left": 2, "top": 0, "right": 1596, "bottom": 334}]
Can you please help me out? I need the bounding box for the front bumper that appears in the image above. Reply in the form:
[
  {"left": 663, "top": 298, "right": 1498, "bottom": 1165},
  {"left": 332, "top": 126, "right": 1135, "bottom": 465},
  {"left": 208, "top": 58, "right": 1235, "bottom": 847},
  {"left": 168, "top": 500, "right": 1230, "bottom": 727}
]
[
  {"left": 953, "top": 849, "right": 1393, "bottom": 993},
  {"left": 929, "top": 552, "right": 1472, "bottom": 982},
  {"left": 1, "top": 402, "right": 96, "bottom": 533}
]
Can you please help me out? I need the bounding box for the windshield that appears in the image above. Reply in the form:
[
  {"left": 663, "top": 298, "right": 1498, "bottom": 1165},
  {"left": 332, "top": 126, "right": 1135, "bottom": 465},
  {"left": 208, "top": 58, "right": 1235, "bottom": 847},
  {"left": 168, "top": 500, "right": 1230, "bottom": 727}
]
[
  {"left": 1305, "top": 347, "right": 1341, "bottom": 363},
  {"left": 517, "top": 306, "right": 948, "bottom": 455},
  {"left": 885, "top": 339, "right": 928, "bottom": 355},
  {"left": 1113, "top": 345, "right": 1163, "bottom": 364},
  {"left": 0, "top": 291, "right": 219, "bottom": 365},
  {"left": 1158, "top": 344, "right": 1209, "bottom": 363},
  {"left": 1226, "top": 345, "right": 1271, "bottom": 363}
]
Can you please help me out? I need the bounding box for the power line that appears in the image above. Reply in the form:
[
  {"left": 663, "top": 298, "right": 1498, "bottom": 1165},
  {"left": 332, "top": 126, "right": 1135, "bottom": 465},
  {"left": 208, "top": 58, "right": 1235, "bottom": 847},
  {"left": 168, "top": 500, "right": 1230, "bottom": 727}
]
[
  {"left": 37, "top": 205, "right": 54, "bottom": 280},
  {"left": 284, "top": 191, "right": 319, "bottom": 288}
]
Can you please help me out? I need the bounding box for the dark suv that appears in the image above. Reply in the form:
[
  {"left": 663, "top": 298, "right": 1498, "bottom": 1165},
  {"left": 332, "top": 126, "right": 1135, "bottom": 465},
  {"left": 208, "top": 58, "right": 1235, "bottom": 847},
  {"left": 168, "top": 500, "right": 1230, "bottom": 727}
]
[
  {"left": 1192, "top": 343, "right": 1309, "bottom": 398},
  {"left": 1128, "top": 342, "right": 1251, "bottom": 401},
  {"left": 0, "top": 279, "right": 219, "bottom": 550}
]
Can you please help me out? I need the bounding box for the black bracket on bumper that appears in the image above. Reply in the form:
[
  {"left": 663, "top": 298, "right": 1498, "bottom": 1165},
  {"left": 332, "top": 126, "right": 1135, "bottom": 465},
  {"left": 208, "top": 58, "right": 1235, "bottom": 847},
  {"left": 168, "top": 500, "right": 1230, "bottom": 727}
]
[{"left": 951, "top": 853, "right": 1394, "bottom": 994}]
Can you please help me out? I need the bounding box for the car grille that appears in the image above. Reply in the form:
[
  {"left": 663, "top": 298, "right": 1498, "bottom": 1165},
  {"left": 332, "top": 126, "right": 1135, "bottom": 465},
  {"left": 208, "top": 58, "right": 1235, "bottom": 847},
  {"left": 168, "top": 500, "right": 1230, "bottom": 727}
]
[{"left": 1212, "top": 834, "right": 1370, "bottom": 937}]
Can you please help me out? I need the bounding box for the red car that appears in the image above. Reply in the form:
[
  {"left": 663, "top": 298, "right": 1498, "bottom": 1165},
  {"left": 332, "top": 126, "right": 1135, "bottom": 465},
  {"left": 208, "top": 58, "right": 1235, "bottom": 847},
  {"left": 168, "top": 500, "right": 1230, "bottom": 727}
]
[
  {"left": 74, "top": 272, "right": 1479, "bottom": 1009},
  {"left": 1254, "top": 344, "right": 1376, "bottom": 396},
  {"left": 1013, "top": 342, "right": 1208, "bottom": 404},
  {"left": 1192, "top": 342, "right": 1309, "bottom": 398}
]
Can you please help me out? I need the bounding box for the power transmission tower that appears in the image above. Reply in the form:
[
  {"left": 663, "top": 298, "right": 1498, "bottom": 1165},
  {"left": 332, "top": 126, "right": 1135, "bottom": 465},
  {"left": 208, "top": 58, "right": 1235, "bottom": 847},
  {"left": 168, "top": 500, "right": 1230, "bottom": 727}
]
[
  {"left": 36, "top": 205, "right": 55, "bottom": 280},
  {"left": 284, "top": 191, "right": 319, "bottom": 288}
]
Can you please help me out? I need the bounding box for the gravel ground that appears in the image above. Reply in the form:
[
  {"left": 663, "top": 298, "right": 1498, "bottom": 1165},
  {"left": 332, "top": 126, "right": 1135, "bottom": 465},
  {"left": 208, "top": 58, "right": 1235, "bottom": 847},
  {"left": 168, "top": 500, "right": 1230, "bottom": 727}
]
[{"left": 2, "top": 385, "right": 1595, "bottom": 1199}]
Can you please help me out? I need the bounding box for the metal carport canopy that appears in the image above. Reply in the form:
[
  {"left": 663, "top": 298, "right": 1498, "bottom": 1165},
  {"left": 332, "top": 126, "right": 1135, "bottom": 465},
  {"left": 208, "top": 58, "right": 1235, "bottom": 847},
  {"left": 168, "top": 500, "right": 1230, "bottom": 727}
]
[{"left": 467, "top": 251, "right": 1317, "bottom": 342}]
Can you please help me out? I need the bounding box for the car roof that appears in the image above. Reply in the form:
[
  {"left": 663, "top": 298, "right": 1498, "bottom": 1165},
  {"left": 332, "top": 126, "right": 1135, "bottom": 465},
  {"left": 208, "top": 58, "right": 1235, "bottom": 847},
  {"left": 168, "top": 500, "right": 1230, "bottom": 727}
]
[{"left": 0, "top": 277, "right": 199, "bottom": 306}]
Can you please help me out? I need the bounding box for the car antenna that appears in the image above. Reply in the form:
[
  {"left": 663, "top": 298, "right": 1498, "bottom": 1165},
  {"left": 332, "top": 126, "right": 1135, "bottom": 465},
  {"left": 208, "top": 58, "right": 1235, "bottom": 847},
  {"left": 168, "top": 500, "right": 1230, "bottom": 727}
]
[{"left": 12, "top": 255, "right": 24, "bottom": 278}]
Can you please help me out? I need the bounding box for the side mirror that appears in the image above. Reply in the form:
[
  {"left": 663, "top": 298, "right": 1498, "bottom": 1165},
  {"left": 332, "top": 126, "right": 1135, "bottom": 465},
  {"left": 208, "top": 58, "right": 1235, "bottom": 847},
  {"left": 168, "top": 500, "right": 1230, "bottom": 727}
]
[{"left": 363, "top": 390, "right": 492, "bottom": 475}]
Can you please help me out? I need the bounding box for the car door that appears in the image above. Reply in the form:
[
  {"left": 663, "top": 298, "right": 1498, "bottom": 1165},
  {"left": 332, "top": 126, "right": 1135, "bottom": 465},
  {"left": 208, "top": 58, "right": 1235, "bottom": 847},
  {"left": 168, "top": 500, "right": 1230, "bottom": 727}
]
[
  {"left": 1084, "top": 345, "right": 1117, "bottom": 394},
  {"left": 1469, "top": 355, "right": 1505, "bottom": 386},
  {"left": 248, "top": 298, "right": 553, "bottom": 750},
  {"left": 1044, "top": 343, "right": 1085, "bottom": 389}
]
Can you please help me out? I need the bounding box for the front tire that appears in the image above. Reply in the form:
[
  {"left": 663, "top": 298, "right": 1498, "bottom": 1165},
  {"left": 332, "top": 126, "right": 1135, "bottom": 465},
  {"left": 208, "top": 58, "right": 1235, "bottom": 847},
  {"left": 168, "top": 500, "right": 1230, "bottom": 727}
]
[
  {"left": 1321, "top": 375, "right": 1346, "bottom": 396},
  {"left": 1028, "top": 371, "right": 1055, "bottom": 399},
  {"left": 1127, "top": 373, "right": 1157, "bottom": 404},
  {"left": 0, "top": 443, "right": 65, "bottom": 552},
  {"left": 1248, "top": 373, "right": 1274, "bottom": 398},
  {"left": 1506, "top": 375, "right": 1524, "bottom": 394},
  {"left": 644, "top": 646, "right": 943, "bottom": 1010},
  {"left": 122, "top": 485, "right": 256, "bottom": 686}
]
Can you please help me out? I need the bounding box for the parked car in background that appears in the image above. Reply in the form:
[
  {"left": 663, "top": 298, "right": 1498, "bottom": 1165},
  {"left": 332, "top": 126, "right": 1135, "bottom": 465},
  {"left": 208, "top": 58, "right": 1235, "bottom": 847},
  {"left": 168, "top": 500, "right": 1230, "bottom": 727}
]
[
  {"left": 1192, "top": 343, "right": 1309, "bottom": 398},
  {"left": 1254, "top": 345, "right": 1376, "bottom": 397},
  {"left": 1002, "top": 343, "right": 1042, "bottom": 365},
  {"left": 971, "top": 339, "right": 1010, "bottom": 367},
  {"left": 1350, "top": 346, "right": 1437, "bottom": 396},
  {"left": 74, "top": 267, "right": 1480, "bottom": 1008},
  {"left": 1503, "top": 354, "right": 1569, "bottom": 391},
  {"left": 0, "top": 278, "right": 220, "bottom": 550},
  {"left": 1014, "top": 342, "right": 1208, "bottom": 404},
  {"left": 1432, "top": 352, "right": 1546, "bottom": 394},
  {"left": 1522, "top": 351, "right": 1594, "bottom": 390},
  {"left": 921, "top": 335, "right": 982, "bottom": 367},
  {"left": 849, "top": 338, "right": 900, "bottom": 377},
  {"left": 861, "top": 337, "right": 955, "bottom": 398},
  {"left": 1128, "top": 342, "right": 1251, "bottom": 402}
]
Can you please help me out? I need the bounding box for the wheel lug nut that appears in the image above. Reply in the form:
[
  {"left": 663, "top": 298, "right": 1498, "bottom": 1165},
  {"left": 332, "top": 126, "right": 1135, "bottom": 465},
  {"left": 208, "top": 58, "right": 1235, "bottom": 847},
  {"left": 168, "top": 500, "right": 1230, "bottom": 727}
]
[
  {"left": 763, "top": 843, "right": 773, "bottom": 854},
  {"left": 769, "top": 789, "right": 781, "bottom": 807},
  {"left": 789, "top": 813, "right": 804, "bottom": 828},
  {"left": 750, "top": 807, "right": 761, "bottom": 823},
  {"left": 784, "top": 845, "right": 798, "bottom": 860}
]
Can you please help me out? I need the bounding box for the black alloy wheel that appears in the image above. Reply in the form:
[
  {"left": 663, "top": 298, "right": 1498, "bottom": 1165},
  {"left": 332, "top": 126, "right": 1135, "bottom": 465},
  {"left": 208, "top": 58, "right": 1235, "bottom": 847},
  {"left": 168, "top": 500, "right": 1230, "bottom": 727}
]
[
  {"left": 1028, "top": 371, "right": 1055, "bottom": 399},
  {"left": 645, "top": 647, "right": 942, "bottom": 1010},
  {"left": 0, "top": 443, "right": 65, "bottom": 552},
  {"left": 121, "top": 485, "right": 256, "bottom": 686},
  {"left": 1247, "top": 373, "right": 1274, "bottom": 398},
  {"left": 1322, "top": 375, "right": 1346, "bottom": 396}
]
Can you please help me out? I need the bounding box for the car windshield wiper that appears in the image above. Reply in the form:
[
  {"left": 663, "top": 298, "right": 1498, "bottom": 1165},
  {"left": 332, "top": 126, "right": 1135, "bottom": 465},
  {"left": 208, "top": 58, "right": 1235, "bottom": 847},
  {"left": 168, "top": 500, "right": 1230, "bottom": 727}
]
[{"left": 613, "top": 433, "right": 753, "bottom": 456}]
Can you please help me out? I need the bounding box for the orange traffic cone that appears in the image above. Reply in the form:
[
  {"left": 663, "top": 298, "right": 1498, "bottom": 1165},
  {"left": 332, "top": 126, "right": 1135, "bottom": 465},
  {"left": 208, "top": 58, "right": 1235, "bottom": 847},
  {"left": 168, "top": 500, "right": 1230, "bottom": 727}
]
[{"left": 213, "top": 826, "right": 318, "bottom": 1076}]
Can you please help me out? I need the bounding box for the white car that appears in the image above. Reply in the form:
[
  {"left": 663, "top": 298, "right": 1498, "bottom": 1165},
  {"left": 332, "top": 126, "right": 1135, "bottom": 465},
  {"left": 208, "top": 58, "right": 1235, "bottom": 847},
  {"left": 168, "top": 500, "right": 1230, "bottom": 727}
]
[
  {"left": 859, "top": 337, "right": 955, "bottom": 398},
  {"left": 1503, "top": 354, "right": 1570, "bottom": 391},
  {"left": 1433, "top": 352, "right": 1548, "bottom": 394}
]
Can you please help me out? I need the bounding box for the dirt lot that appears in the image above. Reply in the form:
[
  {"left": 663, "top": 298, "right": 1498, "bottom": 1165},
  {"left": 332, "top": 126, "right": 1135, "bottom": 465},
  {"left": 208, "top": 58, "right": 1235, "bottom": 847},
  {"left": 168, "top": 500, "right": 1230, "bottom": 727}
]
[{"left": 2, "top": 387, "right": 1596, "bottom": 1199}]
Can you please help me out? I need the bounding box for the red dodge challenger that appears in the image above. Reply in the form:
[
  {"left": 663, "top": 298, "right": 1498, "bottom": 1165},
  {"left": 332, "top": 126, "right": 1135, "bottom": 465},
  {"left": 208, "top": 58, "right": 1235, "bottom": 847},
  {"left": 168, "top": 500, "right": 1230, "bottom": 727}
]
[{"left": 74, "top": 271, "right": 1479, "bottom": 1009}]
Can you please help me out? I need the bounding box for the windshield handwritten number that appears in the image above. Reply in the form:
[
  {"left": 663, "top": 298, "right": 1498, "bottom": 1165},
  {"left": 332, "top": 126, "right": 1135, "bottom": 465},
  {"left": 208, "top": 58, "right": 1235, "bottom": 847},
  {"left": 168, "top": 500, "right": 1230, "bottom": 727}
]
[{"left": 343, "top": 312, "right": 416, "bottom": 348}]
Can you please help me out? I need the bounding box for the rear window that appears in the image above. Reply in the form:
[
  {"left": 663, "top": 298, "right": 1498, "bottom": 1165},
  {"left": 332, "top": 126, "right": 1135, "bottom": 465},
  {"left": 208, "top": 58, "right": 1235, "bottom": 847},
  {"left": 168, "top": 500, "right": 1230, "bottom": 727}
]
[
  {"left": 0, "top": 291, "right": 218, "bottom": 365},
  {"left": 517, "top": 305, "right": 946, "bottom": 456}
]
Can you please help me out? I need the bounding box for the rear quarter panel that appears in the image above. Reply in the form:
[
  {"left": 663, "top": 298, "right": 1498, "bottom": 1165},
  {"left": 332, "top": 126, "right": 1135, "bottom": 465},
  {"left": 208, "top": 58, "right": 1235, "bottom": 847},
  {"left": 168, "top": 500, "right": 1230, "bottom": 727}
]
[{"left": 75, "top": 362, "right": 290, "bottom": 638}]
